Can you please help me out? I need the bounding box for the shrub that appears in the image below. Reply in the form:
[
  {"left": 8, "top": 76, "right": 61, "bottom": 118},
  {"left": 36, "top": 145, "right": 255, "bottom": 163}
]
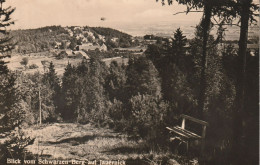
[
  {"left": 127, "top": 94, "right": 169, "bottom": 145},
  {"left": 20, "top": 57, "right": 29, "bottom": 67},
  {"left": 29, "top": 64, "right": 38, "bottom": 69}
]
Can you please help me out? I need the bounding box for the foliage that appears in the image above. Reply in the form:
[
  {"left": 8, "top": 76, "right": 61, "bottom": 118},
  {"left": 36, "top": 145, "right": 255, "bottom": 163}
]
[
  {"left": 11, "top": 26, "right": 69, "bottom": 54},
  {"left": 105, "top": 61, "right": 126, "bottom": 101},
  {"left": 125, "top": 56, "right": 161, "bottom": 99},
  {"left": 0, "top": 72, "right": 20, "bottom": 133},
  {"left": 1, "top": 128, "right": 34, "bottom": 164},
  {"left": 20, "top": 57, "right": 29, "bottom": 67},
  {"left": 146, "top": 28, "right": 196, "bottom": 115},
  {"left": 61, "top": 59, "right": 108, "bottom": 123},
  {"left": 28, "top": 64, "right": 38, "bottom": 69},
  {"left": 127, "top": 94, "right": 169, "bottom": 144},
  {"left": 0, "top": 1, "right": 35, "bottom": 163},
  {"left": 60, "top": 63, "right": 78, "bottom": 120},
  {"left": 92, "top": 27, "right": 133, "bottom": 48},
  {"left": 0, "top": 0, "right": 15, "bottom": 66},
  {"left": 11, "top": 25, "right": 135, "bottom": 54}
]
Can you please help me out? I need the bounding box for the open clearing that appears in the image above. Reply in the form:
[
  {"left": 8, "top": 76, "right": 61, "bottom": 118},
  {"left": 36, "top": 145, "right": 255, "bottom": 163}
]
[
  {"left": 4, "top": 52, "right": 82, "bottom": 76},
  {"left": 4, "top": 52, "right": 129, "bottom": 76},
  {"left": 24, "top": 123, "right": 154, "bottom": 163}
]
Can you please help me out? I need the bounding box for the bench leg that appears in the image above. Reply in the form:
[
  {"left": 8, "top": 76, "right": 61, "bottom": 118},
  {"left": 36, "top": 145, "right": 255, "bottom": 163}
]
[
  {"left": 200, "top": 140, "right": 205, "bottom": 155},
  {"left": 187, "top": 141, "right": 190, "bottom": 155}
]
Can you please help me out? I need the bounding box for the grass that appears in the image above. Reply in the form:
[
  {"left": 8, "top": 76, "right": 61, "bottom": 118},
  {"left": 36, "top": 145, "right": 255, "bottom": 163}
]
[
  {"left": 4, "top": 51, "right": 82, "bottom": 76},
  {"left": 22, "top": 123, "right": 192, "bottom": 164},
  {"left": 4, "top": 51, "right": 129, "bottom": 76},
  {"left": 24, "top": 123, "right": 150, "bottom": 160}
]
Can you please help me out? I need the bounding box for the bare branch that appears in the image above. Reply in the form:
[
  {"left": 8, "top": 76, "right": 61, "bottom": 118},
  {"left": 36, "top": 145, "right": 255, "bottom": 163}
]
[
  {"left": 213, "top": 23, "right": 240, "bottom": 27},
  {"left": 173, "top": 11, "right": 203, "bottom": 16}
]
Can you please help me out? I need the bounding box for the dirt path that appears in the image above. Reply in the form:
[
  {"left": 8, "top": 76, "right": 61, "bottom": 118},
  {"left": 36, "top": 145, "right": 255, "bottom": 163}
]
[{"left": 24, "top": 123, "right": 149, "bottom": 161}]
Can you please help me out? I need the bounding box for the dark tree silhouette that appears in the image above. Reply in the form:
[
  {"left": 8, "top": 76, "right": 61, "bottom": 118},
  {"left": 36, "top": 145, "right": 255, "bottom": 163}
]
[
  {"left": 231, "top": 0, "right": 259, "bottom": 164},
  {"left": 0, "top": 0, "right": 15, "bottom": 74}
]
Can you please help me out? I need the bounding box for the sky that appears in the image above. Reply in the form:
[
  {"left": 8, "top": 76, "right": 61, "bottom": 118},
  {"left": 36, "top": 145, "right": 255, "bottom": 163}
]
[
  {"left": 4, "top": 0, "right": 259, "bottom": 37},
  {"left": 5, "top": 0, "right": 203, "bottom": 35}
]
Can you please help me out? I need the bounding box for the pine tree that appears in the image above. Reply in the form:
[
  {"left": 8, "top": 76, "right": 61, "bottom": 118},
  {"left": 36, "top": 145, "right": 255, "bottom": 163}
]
[
  {"left": 125, "top": 57, "right": 161, "bottom": 99},
  {"left": 105, "top": 61, "right": 126, "bottom": 101},
  {"left": 171, "top": 28, "right": 187, "bottom": 65},
  {"left": 0, "top": 2, "right": 34, "bottom": 163},
  {"left": 43, "top": 61, "right": 60, "bottom": 92},
  {"left": 0, "top": 0, "right": 16, "bottom": 135},
  {"left": 0, "top": 0, "right": 15, "bottom": 75},
  {"left": 41, "top": 62, "right": 61, "bottom": 122},
  {"left": 61, "top": 63, "right": 78, "bottom": 120}
]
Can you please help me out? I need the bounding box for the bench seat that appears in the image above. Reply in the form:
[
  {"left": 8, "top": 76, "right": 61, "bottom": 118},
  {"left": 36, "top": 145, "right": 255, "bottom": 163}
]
[{"left": 166, "top": 126, "right": 202, "bottom": 140}]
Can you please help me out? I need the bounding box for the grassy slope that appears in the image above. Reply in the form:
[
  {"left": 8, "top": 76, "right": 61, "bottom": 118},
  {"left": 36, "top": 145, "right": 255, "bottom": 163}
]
[
  {"left": 23, "top": 123, "right": 189, "bottom": 164},
  {"left": 24, "top": 123, "right": 150, "bottom": 161}
]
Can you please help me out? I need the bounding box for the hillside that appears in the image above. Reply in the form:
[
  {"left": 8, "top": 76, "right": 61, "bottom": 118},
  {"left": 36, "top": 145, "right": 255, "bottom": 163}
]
[{"left": 10, "top": 26, "right": 136, "bottom": 54}]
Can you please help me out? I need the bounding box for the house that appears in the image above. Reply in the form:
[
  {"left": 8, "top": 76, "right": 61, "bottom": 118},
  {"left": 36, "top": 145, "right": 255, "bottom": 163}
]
[
  {"left": 56, "top": 49, "right": 74, "bottom": 59},
  {"left": 233, "top": 43, "right": 259, "bottom": 56},
  {"left": 98, "top": 35, "right": 106, "bottom": 42},
  {"left": 57, "top": 51, "right": 68, "bottom": 59},
  {"left": 144, "top": 39, "right": 157, "bottom": 45},
  {"left": 73, "top": 51, "right": 90, "bottom": 59},
  {"left": 111, "top": 37, "right": 119, "bottom": 43},
  {"left": 100, "top": 43, "right": 107, "bottom": 52},
  {"left": 78, "top": 44, "right": 100, "bottom": 51},
  {"left": 82, "top": 37, "right": 88, "bottom": 43},
  {"left": 76, "top": 34, "right": 84, "bottom": 40},
  {"left": 54, "top": 42, "right": 62, "bottom": 49},
  {"left": 74, "top": 26, "right": 83, "bottom": 30}
]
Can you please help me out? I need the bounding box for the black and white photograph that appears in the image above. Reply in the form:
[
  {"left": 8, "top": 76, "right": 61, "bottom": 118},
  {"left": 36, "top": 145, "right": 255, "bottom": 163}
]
[{"left": 0, "top": 0, "right": 259, "bottom": 164}]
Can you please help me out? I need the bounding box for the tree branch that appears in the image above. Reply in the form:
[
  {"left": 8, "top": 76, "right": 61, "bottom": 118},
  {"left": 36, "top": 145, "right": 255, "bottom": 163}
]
[
  {"left": 213, "top": 23, "right": 240, "bottom": 27},
  {"left": 173, "top": 11, "right": 203, "bottom": 15}
]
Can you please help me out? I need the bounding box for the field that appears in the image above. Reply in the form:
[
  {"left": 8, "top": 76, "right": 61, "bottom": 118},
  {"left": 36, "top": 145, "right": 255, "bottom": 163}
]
[
  {"left": 23, "top": 123, "right": 179, "bottom": 165},
  {"left": 4, "top": 52, "right": 129, "bottom": 76},
  {"left": 4, "top": 52, "right": 82, "bottom": 76}
]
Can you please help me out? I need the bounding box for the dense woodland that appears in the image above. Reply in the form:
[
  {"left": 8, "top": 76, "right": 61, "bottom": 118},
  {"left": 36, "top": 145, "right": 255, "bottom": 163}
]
[{"left": 0, "top": 0, "right": 259, "bottom": 164}]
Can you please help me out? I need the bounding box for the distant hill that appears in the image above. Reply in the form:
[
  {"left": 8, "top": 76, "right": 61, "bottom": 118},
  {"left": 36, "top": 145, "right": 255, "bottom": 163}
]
[
  {"left": 91, "top": 27, "right": 131, "bottom": 40},
  {"left": 10, "top": 26, "right": 135, "bottom": 54},
  {"left": 11, "top": 26, "right": 70, "bottom": 54}
]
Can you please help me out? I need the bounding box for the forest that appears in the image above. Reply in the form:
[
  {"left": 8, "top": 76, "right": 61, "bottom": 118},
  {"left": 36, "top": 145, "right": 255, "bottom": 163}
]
[{"left": 0, "top": 0, "right": 259, "bottom": 164}]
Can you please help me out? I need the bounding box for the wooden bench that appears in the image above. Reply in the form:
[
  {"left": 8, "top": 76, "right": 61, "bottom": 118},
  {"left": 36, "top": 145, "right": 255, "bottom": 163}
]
[{"left": 166, "top": 114, "right": 209, "bottom": 154}]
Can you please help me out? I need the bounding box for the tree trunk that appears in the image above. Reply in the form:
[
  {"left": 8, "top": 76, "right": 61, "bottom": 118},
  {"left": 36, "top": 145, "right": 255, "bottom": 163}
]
[
  {"left": 197, "top": 3, "right": 212, "bottom": 119},
  {"left": 231, "top": 0, "right": 251, "bottom": 163}
]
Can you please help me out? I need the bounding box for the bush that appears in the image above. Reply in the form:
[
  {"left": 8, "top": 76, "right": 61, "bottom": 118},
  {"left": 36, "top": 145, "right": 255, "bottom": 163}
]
[
  {"left": 127, "top": 94, "right": 169, "bottom": 145},
  {"left": 0, "top": 128, "right": 34, "bottom": 164},
  {"left": 29, "top": 64, "right": 39, "bottom": 69},
  {"left": 20, "top": 57, "right": 29, "bottom": 67}
]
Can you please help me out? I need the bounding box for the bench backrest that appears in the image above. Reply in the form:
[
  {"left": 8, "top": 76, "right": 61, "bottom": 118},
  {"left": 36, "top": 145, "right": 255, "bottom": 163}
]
[{"left": 180, "top": 114, "right": 209, "bottom": 138}]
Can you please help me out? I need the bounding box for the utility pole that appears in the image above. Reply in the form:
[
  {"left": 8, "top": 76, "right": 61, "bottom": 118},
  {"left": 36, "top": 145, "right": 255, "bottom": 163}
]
[{"left": 39, "top": 86, "right": 42, "bottom": 125}]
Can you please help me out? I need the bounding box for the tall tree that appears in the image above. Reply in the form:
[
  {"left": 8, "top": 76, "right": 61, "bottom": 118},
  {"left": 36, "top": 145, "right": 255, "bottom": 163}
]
[
  {"left": 0, "top": 0, "right": 16, "bottom": 136},
  {"left": 0, "top": 0, "right": 15, "bottom": 74},
  {"left": 231, "top": 0, "right": 259, "bottom": 164},
  {"left": 105, "top": 61, "right": 126, "bottom": 102},
  {"left": 125, "top": 57, "right": 161, "bottom": 99},
  {"left": 43, "top": 62, "right": 60, "bottom": 90},
  {"left": 61, "top": 63, "right": 78, "bottom": 120},
  {"left": 0, "top": 1, "right": 33, "bottom": 164},
  {"left": 42, "top": 62, "right": 61, "bottom": 121},
  {"left": 171, "top": 28, "right": 187, "bottom": 65}
]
